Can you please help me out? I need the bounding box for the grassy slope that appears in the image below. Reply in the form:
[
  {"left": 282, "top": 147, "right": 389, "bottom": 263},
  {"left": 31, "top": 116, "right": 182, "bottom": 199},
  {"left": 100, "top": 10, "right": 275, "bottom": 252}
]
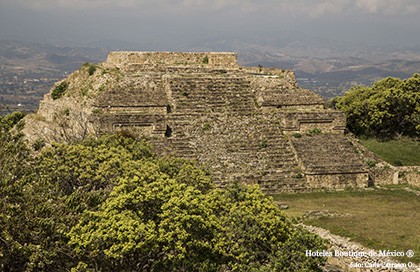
[
  {"left": 360, "top": 138, "right": 420, "bottom": 166},
  {"left": 271, "top": 187, "right": 420, "bottom": 263}
]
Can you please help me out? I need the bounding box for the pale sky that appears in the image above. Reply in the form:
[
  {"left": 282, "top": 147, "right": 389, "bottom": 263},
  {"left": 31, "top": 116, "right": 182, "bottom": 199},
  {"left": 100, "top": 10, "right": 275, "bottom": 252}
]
[{"left": 1, "top": 0, "right": 420, "bottom": 48}]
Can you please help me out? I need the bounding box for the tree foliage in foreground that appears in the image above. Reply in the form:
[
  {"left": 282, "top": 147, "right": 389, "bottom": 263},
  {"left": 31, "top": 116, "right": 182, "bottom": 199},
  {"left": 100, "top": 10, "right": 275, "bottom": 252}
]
[
  {"left": 333, "top": 73, "right": 420, "bottom": 138},
  {"left": 69, "top": 181, "right": 326, "bottom": 271},
  {"left": 0, "top": 121, "right": 326, "bottom": 271}
]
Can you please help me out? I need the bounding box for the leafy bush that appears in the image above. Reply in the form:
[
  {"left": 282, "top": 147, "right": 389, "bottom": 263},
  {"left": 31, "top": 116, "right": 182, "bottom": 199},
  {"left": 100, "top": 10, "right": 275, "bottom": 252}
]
[
  {"left": 82, "top": 62, "right": 96, "bottom": 76},
  {"left": 293, "top": 172, "right": 304, "bottom": 179},
  {"left": 63, "top": 108, "right": 70, "bottom": 116},
  {"left": 69, "top": 181, "right": 326, "bottom": 271},
  {"left": 293, "top": 132, "right": 302, "bottom": 138},
  {"left": 0, "top": 111, "right": 25, "bottom": 131},
  {"left": 0, "top": 134, "right": 327, "bottom": 271},
  {"left": 88, "top": 64, "right": 96, "bottom": 76},
  {"left": 32, "top": 138, "right": 45, "bottom": 151},
  {"left": 51, "top": 81, "right": 69, "bottom": 100},
  {"left": 365, "top": 159, "right": 377, "bottom": 168},
  {"left": 334, "top": 74, "right": 420, "bottom": 138},
  {"left": 307, "top": 128, "right": 322, "bottom": 135},
  {"left": 259, "top": 139, "right": 268, "bottom": 149},
  {"left": 202, "top": 122, "right": 211, "bottom": 131}
]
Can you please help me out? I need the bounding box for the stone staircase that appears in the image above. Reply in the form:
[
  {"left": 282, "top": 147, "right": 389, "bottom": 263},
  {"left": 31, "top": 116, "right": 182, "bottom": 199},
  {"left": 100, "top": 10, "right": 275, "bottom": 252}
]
[
  {"left": 161, "top": 110, "right": 308, "bottom": 192},
  {"left": 87, "top": 52, "right": 365, "bottom": 192},
  {"left": 290, "top": 134, "right": 368, "bottom": 188},
  {"left": 168, "top": 76, "right": 255, "bottom": 115},
  {"left": 291, "top": 134, "right": 366, "bottom": 174}
]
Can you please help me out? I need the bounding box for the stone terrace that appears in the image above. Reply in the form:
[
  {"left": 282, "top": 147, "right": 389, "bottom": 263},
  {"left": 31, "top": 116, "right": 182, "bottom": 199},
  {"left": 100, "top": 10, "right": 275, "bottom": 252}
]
[
  {"left": 106, "top": 51, "right": 238, "bottom": 69},
  {"left": 90, "top": 51, "right": 369, "bottom": 192},
  {"left": 291, "top": 134, "right": 368, "bottom": 189}
]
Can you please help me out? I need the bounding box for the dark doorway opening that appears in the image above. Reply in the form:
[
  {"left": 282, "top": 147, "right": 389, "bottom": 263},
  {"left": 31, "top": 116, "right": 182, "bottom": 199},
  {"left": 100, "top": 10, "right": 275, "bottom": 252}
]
[{"left": 165, "top": 125, "right": 172, "bottom": 137}]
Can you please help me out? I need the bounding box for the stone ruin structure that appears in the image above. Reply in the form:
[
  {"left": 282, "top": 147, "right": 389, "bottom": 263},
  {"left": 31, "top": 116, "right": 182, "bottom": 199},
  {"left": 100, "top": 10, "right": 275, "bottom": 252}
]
[{"left": 25, "top": 51, "right": 369, "bottom": 192}]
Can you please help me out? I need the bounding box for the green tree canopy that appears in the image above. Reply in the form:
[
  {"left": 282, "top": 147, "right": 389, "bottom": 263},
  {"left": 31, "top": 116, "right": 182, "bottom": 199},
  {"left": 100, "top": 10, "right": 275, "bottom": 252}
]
[
  {"left": 1, "top": 129, "right": 326, "bottom": 271},
  {"left": 1, "top": 133, "right": 158, "bottom": 271},
  {"left": 69, "top": 181, "right": 326, "bottom": 271},
  {"left": 333, "top": 73, "right": 420, "bottom": 138}
]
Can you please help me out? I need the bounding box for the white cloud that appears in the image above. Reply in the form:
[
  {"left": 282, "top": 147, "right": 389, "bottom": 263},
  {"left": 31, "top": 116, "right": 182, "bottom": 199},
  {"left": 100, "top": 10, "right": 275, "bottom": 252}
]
[
  {"left": 3, "top": 0, "right": 142, "bottom": 10},
  {"left": 355, "top": 0, "right": 418, "bottom": 14},
  {"left": 307, "top": 0, "right": 351, "bottom": 17},
  {"left": 355, "top": 0, "right": 382, "bottom": 13},
  {"left": 2, "top": 0, "right": 420, "bottom": 47},
  {"left": 3, "top": 0, "right": 419, "bottom": 16}
]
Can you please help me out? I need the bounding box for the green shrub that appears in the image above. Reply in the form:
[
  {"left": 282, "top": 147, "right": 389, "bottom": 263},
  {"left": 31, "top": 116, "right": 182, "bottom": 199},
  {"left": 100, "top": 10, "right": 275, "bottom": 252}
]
[
  {"left": 334, "top": 74, "right": 420, "bottom": 138},
  {"left": 292, "top": 133, "right": 302, "bottom": 138},
  {"left": 365, "top": 159, "right": 377, "bottom": 168},
  {"left": 394, "top": 160, "right": 403, "bottom": 166},
  {"left": 16, "top": 119, "right": 25, "bottom": 130},
  {"left": 82, "top": 62, "right": 96, "bottom": 76},
  {"left": 0, "top": 134, "right": 327, "bottom": 271},
  {"left": 69, "top": 181, "right": 327, "bottom": 271},
  {"left": 32, "top": 139, "right": 45, "bottom": 151},
  {"left": 51, "top": 81, "right": 68, "bottom": 100},
  {"left": 1, "top": 111, "right": 25, "bottom": 130},
  {"left": 293, "top": 172, "right": 304, "bottom": 179},
  {"left": 202, "top": 122, "right": 211, "bottom": 131},
  {"left": 202, "top": 55, "right": 209, "bottom": 64},
  {"left": 92, "top": 108, "right": 102, "bottom": 114},
  {"left": 88, "top": 64, "right": 96, "bottom": 76},
  {"left": 259, "top": 139, "right": 268, "bottom": 149},
  {"left": 307, "top": 128, "right": 322, "bottom": 135},
  {"left": 80, "top": 87, "right": 88, "bottom": 97}
]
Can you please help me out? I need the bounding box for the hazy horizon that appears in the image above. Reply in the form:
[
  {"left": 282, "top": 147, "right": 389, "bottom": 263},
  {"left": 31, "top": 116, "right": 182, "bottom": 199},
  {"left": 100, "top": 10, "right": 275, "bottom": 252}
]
[{"left": 1, "top": 0, "right": 420, "bottom": 50}]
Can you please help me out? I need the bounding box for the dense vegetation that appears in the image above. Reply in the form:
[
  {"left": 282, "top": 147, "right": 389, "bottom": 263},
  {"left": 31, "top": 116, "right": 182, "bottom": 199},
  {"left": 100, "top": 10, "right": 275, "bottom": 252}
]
[
  {"left": 333, "top": 73, "right": 420, "bottom": 138},
  {"left": 0, "top": 113, "right": 326, "bottom": 271}
]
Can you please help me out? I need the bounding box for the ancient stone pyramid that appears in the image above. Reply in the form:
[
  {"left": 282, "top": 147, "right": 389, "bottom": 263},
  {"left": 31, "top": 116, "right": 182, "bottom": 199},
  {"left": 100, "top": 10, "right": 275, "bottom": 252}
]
[{"left": 24, "top": 52, "right": 368, "bottom": 192}]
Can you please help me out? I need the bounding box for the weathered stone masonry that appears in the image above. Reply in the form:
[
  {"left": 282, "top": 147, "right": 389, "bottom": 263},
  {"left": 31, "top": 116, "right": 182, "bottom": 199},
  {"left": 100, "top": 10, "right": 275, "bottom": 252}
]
[
  {"left": 91, "top": 51, "right": 368, "bottom": 192},
  {"left": 25, "top": 51, "right": 369, "bottom": 192}
]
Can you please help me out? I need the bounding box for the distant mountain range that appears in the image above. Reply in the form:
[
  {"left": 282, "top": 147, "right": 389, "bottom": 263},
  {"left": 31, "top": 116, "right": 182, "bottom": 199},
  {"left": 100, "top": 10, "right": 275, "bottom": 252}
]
[{"left": 1, "top": 35, "right": 419, "bottom": 114}]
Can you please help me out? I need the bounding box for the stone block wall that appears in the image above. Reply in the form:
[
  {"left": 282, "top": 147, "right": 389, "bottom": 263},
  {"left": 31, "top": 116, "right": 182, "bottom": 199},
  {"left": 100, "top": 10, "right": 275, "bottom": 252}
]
[
  {"left": 93, "top": 52, "right": 367, "bottom": 192},
  {"left": 162, "top": 113, "right": 308, "bottom": 193},
  {"left": 306, "top": 173, "right": 369, "bottom": 189},
  {"left": 280, "top": 111, "right": 346, "bottom": 133},
  {"left": 167, "top": 76, "right": 255, "bottom": 115},
  {"left": 106, "top": 51, "right": 238, "bottom": 68},
  {"left": 242, "top": 67, "right": 298, "bottom": 87},
  {"left": 396, "top": 166, "right": 420, "bottom": 187},
  {"left": 367, "top": 166, "right": 420, "bottom": 187},
  {"left": 291, "top": 134, "right": 369, "bottom": 188},
  {"left": 368, "top": 166, "right": 397, "bottom": 186},
  {"left": 26, "top": 50, "right": 374, "bottom": 193}
]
